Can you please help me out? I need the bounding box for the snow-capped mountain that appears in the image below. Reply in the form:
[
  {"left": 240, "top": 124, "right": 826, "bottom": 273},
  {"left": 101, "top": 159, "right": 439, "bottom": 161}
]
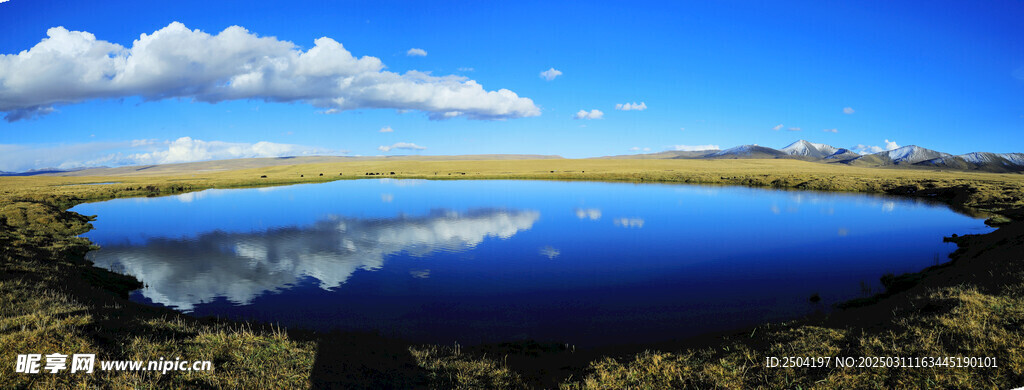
[
  {"left": 882, "top": 145, "right": 950, "bottom": 165},
  {"left": 600, "top": 140, "right": 1021, "bottom": 172},
  {"left": 780, "top": 140, "right": 840, "bottom": 159},
  {"left": 917, "top": 152, "right": 1024, "bottom": 172},
  {"left": 707, "top": 145, "right": 785, "bottom": 158}
]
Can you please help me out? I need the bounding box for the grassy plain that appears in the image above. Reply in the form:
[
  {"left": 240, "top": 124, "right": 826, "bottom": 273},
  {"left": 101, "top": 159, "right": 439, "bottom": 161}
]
[{"left": 2, "top": 158, "right": 1024, "bottom": 388}]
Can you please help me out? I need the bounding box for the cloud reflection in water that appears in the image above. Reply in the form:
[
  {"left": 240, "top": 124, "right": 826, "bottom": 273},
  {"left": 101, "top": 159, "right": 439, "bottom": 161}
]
[{"left": 87, "top": 209, "right": 540, "bottom": 311}]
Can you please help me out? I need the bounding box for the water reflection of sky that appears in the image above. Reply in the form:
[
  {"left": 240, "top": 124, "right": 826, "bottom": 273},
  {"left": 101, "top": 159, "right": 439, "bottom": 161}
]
[{"left": 72, "top": 180, "right": 993, "bottom": 347}]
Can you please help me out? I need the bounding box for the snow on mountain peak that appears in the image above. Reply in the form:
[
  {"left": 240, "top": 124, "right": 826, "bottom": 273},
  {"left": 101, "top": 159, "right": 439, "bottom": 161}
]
[
  {"left": 883, "top": 145, "right": 950, "bottom": 164},
  {"left": 781, "top": 140, "right": 840, "bottom": 158}
]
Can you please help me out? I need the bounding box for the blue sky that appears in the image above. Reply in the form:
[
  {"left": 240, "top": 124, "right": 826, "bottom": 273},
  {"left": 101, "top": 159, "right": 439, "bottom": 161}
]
[{"left": 1, "top": 0, "right": 1022, "bottom": 171}]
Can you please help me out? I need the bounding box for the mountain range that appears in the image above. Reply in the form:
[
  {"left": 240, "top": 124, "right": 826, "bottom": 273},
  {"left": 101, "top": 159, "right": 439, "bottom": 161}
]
[{"left": 602, "top": 140, "right": 1024, "bottom": 173}]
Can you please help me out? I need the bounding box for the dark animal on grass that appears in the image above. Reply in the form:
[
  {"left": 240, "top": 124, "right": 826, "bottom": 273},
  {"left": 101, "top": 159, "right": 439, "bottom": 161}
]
[{"left": 260, "top": 175, "right": 267, "bottom": 178}]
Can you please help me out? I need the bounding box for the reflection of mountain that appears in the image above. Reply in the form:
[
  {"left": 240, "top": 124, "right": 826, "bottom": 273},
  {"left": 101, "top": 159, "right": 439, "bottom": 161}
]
[{"left": 87, "top": 209, "right": 540, "bottom": 311}]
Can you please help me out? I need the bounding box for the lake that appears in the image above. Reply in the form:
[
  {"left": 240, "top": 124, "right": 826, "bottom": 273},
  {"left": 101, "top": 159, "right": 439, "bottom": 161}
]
[{"left": 71, "top": 179, "right": 992, "bottom": 347}]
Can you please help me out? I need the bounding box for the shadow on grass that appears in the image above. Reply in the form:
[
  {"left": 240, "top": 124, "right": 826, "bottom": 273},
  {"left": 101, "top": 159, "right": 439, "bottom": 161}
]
[{"left": 309, "top": 331, "right": 429, "bottom": 389}]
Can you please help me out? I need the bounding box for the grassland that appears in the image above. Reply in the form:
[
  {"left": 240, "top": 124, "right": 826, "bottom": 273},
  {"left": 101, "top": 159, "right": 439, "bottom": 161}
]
[{"left": 2, "top": 158, "right": 1024, "bottom": 388}]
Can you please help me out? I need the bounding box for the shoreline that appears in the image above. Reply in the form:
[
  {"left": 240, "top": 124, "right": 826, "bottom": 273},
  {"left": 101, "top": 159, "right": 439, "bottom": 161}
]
[{"left": 3, "top": 159, "right": 1023, "bottom": 388}]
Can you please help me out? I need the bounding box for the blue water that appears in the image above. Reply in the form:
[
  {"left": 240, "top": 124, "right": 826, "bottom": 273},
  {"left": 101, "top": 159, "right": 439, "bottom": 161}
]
[{"left": 71, "top": 179, "right": 992, "bottom": 347}]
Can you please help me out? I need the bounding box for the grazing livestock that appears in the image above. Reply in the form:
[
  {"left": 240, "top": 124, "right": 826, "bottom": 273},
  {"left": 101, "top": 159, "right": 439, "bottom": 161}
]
[
  {"left": 319, "top": 173, "right": 323, "bottom": 176},
  {"left": 260, "top": 175, "right": 267, "bottom": 178},
  {"left": 339, "top": 173, "right": 343, "bottom": 175},
  {"left": 390, "top": 172, "right": 395, "bottom": 175},
  {"left": 300, "top": 175, "right": 304, "bottom": 177}
]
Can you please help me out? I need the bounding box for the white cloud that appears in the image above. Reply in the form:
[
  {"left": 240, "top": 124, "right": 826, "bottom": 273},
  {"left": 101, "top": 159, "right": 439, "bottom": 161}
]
[
  {"left": 539, "top": 67, "right": 562, "bottom": 81},
  {"left": 823, "top": 128, "right": 838, "bottom": 133},
  {"left": 87, "top": 209, "right": 540, "bottom": 310},
  {"left": 615, "top": 102, "right": 647, "bottom": 111},
  {"left": 850, "top": 140, "right": 899, "bottom": 155},
  {"left": 0, "top": 23, "right": 539, "bottom": 121},
  {"left": 672, "top": 144, "right": 719, "bottom": 151},
  {"left": 843, "top": 107, "right": 855, "bottom": 114},
  {"left": 539, "top": 246, "right": 560, "bottom": 259},
  {"left": 458, "top": 67, "right": 474, "bottom": 72},
  {"left": 406, "top": 48, "right": 427, "bottom": 56},
  {"left": 788, "top": 127, "right": 802, "bottom": 131},
  {"left": 379, "top": 126, "right": 394, "bottom": 133},
  {"left": 574, "top": 208, "right": 602, "bottom": 220},
  {"left": 772, "top": 124, "right": 784, "bottom": 131},
  {"left": 851, "top": 144, "right": 885, "bottom": 155},
  {"left": 613, "top": 218, "right": 644, "bottom": 228},
  {"left": 884, "top": 139, "right": 900, "bottom": 150},
  {"left": 378, "top": 142, "right": 426, "bottom": 152},
  {"left": 0, "top": 137, "right": 335, "bottom": 172},
  {"left": 573, "top": 109, "right": 603, "bottom": 120}
]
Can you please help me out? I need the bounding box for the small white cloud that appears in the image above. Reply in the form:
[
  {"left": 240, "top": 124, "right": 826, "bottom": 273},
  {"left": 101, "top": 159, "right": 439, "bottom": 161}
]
[
  {"left": 613, "top": 218, "right": 645, "bottom": 228},
  {"left": 458, "top": 67, "right": 474, "bottom": 72},
  {"left": 539, "top": 67, "right": 562, "bottom": 81},
  {"left": 884, "top": 139, "right": 899, "bottom": 150},
  {"left": 851, "top": 144, "right": 885, "bottom": 155},
  {"left": 614, "top": 102, "right": 647, "bottom": 111},
  {"left": 406, "top": 48, "right": 427, "bottom": 56},
  {"left": 539, "top": 246, "right": 560, "bottom": 259},
  {"left": 574, "top": 208, "right": 602, "bottom": 220},
  {"left": 843, "top": 107, "right": 855, "bottom": 114},
  {"left": 379, "top": 126, "right": 394, "bottom": 133},
  {"left": 823, "top": 128, "right": 838, "bottom": 133},
  {"left": 410, "top": 269, "right": 430, "bottom": 279},
  {"left": 573, "top": 109, "right": 603, "bottom": 120},
  {"left": 788, "top": 127, "right": 802, "bottom": 131},
  {"left": 772, "top": 124, "right": 784, "bottom": 131},
  {"left": 672, "top": 144, "right": 719, "bottom": 151},
  {"left": 378, "top": 142, "right": 426, "bottom": 152},
  {"left": 679, "top": 127, "right": 685, "bottom": 131}
]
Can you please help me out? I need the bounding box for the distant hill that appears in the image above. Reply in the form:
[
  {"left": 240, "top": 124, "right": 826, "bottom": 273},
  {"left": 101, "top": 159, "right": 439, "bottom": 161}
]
[
  {"left": 707, "top": 145, "right": 787, "bottom": 159},
  {"left": 11, "top": 141, "right": 1024, "bottom": 177},
  {"left": 917, "top": 152, "right": 1024, "bottom": 173},
  {"left": 842, "top": 145, "right": 950, "bottom": 167},
  {"left": 591, "top": 140, "right": 1024, "bottom": 173},
  {"left": 39, "top": 154, "right": 563, "bottom": 177},
  {"left": 595, "top": 150, "right": 716, "bottom": 159}
]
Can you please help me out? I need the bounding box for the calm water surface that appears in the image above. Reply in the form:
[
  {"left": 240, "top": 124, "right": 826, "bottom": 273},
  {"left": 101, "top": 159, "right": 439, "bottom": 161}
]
[{"left": 72, "top": 180, "right": 992, "bottom": 347}]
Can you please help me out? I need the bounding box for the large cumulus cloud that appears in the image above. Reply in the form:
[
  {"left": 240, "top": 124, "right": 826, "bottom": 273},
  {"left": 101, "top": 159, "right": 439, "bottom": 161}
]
[{"left": 0, "top": 22, "right": 540, "bottom": 121}]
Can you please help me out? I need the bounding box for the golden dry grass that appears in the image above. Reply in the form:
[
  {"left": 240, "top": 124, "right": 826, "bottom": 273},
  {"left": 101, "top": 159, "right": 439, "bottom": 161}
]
[{"left": 2, "top": 157, "right": 1023, "bottom": 388}]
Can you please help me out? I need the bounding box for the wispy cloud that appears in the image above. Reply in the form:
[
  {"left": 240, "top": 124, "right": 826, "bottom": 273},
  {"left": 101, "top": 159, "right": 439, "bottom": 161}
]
[
  {"left": 378, "top": 142, "right": 426, "bottom": 152},
  {"left": 0, "top": 22, "right": 539, "bottom": 121},
  {"left": 843, "top": 107, "right": 855, "bottom": 114},
  {"left": 772, "top": 124, "right": 784, "bottom": 131},
  {"left": 573, "top": 109, "right": 603, "bottom": 120},
  {"left": 672, "top": 144, "right": 719, "bottom": 151},
  {"left": 0, "top": 137, "right": 336, "bottom": 172},
  {"left": 629, "top": 147, "right": 651, "bottom": 152},
  {"left": 458, "top": 67, "right": 474, "bottom": 72},
  {"left": 574, "top": 208, "right": 602, "bottom": 220},
  {"left": 788, "top": 127, "right": 802, "bottom": 131},
  {"left": 615, "top": 102, "right": 647, "bottom": 111},
  {"left": 613, "top": 218, "right": 645, "bottom": 228},
  {"left": 379, "top": 126, "right": 394, "bottom": 133},
  {"left": 850, "top": 139, "right": 899, "bottom": 155},
  {"left": 539, "top": 67, "right": 562, "bottom": 81},
  {"left": 406, "top": 48, "right": 427, "bottom": 56},
  {"left": 823, "top": 128, "right": 838, "bottom": 133}
]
